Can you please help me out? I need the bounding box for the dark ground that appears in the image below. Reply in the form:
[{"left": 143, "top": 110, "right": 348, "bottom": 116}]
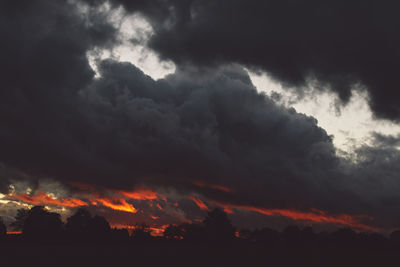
[{"left": 0, "top": 240, "right": 399, "bottom": 267}]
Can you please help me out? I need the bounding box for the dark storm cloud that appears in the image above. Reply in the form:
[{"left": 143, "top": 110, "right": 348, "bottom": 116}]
[
  {"left": 2, "top": 0, "right": 400, "bottom": 229},
  {"left": 0, "top": 0, "right": 116, "bottom": 181},
  {"left": 83, "top": 60, "right": 346, "bottom": 211},
  {"left": 0, "top": 164, "right": 30, "bottom": 194},
  {"left": 97, "top": 0, "right": 400, "bottom": 121},
  {"left": 343, "top": 133, "right": 400, "bottom": 227},
  {"left": 0, "top": 0, "right": 347, "bottom": 215}
]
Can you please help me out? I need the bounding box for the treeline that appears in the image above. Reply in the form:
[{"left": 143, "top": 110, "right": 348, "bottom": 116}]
[{"left": 1, "top": 206, "right": 400, "bottom": 249}]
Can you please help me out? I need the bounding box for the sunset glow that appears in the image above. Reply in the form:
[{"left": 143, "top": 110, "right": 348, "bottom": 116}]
[
  {"left": 6, "top": 191, "right": 141, "bottom": 214},
  {"left": 5, "top": 187, "right": 380, "bottom": 232},
  {"left": 189, "top": 196, "right": 210, "bottom": 211},
  {"left": 115, "top": 189, "right": 159, "bottom": 200},
  {"left": 7, "top": 191, "right": 88, "bottom": 208},
  {"left": 192, "top": 181, "right": 234, "bottom": 193},
  {"left": 215, "top": 203, "right": 379, "bottom": 231},
  {"left": 94, "top": 197, "right": 138, "bottom": 214},
  {"left": 6, "top": 231, "right": 22, "bottom": 235}
]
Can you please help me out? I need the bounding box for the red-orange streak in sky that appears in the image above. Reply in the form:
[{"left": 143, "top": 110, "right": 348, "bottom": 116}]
[
  {"left": 189, "top": 196, "right": 209, "bottom": 211},
  {"left": 193, "top": 181, "right": 234, "bottom": 193},
  {"left": 115, "top": 189, "right": 158, "bottom": 200},
  {"left": 70, "top": 183, "right": 155, "bottom": 213},
  {"left": 7, "top": 231, "right": 22, "bottom": 235},
  {"left": 72, "top": 182, "right": 160, "bottom": 201},
  {"left": 217, "top": 203, "right": 379, "bottom": 231},
  {"left": 222, "top": 206, "right": 234, "bottom": 214},
  {"left": 94, "top": 197, "right": 137, "bottom": 213},
  {"left": 8, "top": 191, "right": 88, "bottom": 208}
]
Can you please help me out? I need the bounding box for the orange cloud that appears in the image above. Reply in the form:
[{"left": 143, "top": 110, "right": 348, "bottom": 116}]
[
  {"left": 189, "top": 196, "right": 209, "bottom": 211},
  {"left": 70, "top": 182, "right": 157, "bottom": 213},
  {"left": 8, "top": 191, "right": 88, "bottom": 208},
  {"left": 216, "top": 202, "right": 379, "bottom": 231},
  {"left": 114, "top": 188, "right": 159, "bottom": 200},
  {"left": 7, "top": 188, "right": 139, "bottom": 214},
  {"left": 71, "top": 182, "right": 160, "bottom": 201},
  {"left": 192, "top": 181, "right": 234, "bottom": 193},
  {"left": 93, "top": 197, "right": 137, "bottom": 213}
]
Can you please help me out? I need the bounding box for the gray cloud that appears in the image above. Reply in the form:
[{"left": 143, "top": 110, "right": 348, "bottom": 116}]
[{"left": 343, "top": 134, "right": 400, "bottom": 227}]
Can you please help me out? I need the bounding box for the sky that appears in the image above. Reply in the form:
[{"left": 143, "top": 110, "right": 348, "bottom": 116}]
[{"left": 1, "top": 0, "right": 400, "bottom": 234}]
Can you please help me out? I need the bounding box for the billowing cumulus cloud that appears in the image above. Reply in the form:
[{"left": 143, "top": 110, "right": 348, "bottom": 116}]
[
  {"left": 2, "top": 0, "right": 400, "bottom": 232},
  {"left": 92, "top": 0, "right": 400, "bottom": 121}
]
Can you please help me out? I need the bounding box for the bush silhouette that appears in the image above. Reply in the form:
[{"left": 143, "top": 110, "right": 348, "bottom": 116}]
[
  {"left": 281, "top": 225, "right": 302, "bottom": 245},
  {"left": 131, "top": 224, "right": 153, "bottom": 241},
  {"left": 390, "top": 230, "right": 400, "bottom": 246},
  {"left": 10, "top": 208, "right": 29, "bottom": 231},
  {"left": 89, "top": 215, "right": 111, "bottom": 240},
  {"left": 251, "top": 227, "right": 280, "bottom": 245},
  {"left": 203, "top": 208, "right": 235, "bottom": 241},
  {"left": 110, "top": 228, "right": 130, "bottom": 241},
  {"left": 163, "top": 224, "right": 185, "bottom": 240},
  {"left": 162, "top": 209, "right": 235, "bottom": 241},
  {"left": 0, "top": 217, "right": 6, "bottom": 239},
  {"left": 163, "top": 222, "right": 221, "bottom": 242}
]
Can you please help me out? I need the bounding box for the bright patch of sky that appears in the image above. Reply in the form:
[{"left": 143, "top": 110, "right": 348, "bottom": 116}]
[
  {"left": 84, "top": 2, "right": 175, "bottom": 80},
  {"left": 83, "top": 2, "right": 400, "bottom": 153},
  {"left": 0, "top": 193, "right": 6, "bottom": 204},
  {"left": 249, "top": 72, "right": 400, "bottom": 152}
]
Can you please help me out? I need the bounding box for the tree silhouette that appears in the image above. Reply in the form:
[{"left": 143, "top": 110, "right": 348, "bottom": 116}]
[
  {"left": 0, "top": 217, "right": 6, "bottom": 239},
  {"left": 251, "top": 227, "right": 280, "bottom": 245},
  {"left": 300, "top": 226, "right": 316, "bottom": 246},
  {"left": 203, "top": 208, "right": 235, "bottom": 241},
  {"left": 10, "top": 208, "right": 29, "bottom": 231},
  {"left": 328, "top": 227, "right": 358, "bottom": 248},
  {"left": 110, "top": 228, "right": 130, "bottom": 241},
  {"left": 181, "top": 223, "right": 206, "bottom": 241},
  {"left": 281, "top": 225, "right": 302, "bottom": 246},
  {"left": 237, "top": 228, "right": 252, "bottom": 240},
  {"left": 131, "top": 224, "right": 153, "bottom": 241},
  {"left": 66, "top": 208, "right": 111, "bottom": 240},
  {"left": 3, "top": 203, "right": 399, "bottom": 259},
  {"left": 163, "top": 224, "right": 185, "bottom": 240},
  {"left": 22, "top": 206, "right": 63, "bottom": 239},
  {"left": 65, "top": 208, "right": 92, "bottom": 239},
  {"left": 88, "top": 215, "right": 111, "bottom": 240},
  {"left": 390, "top": 230, "right": 400, "bottom": 246}
]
